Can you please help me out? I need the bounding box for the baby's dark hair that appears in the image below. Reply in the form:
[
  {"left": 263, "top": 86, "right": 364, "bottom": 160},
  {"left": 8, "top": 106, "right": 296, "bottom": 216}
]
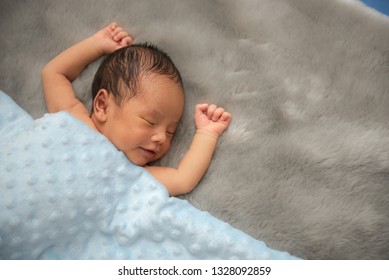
[{"left": 91, "top": 43, "right": 183, "bottom": 106}]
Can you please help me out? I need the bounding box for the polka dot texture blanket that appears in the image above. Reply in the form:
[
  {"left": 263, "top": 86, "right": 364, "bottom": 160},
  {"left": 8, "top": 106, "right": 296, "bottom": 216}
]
[{"left": 0, "top": 91, "right": 297, "bottom": 260}]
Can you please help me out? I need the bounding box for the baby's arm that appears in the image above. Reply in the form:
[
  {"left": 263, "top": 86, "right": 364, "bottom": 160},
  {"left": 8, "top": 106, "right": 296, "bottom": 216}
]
[
  {"left": 146, "top": 104, "right": 231, "bottom": 196},
  {"left": 41, "top": 23, "right": 132, "bottom": 119}
]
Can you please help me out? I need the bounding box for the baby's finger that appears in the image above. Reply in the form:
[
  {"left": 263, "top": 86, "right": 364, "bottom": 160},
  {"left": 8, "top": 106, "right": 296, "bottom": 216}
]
[
  {"left": 120, "top": 35, "right": 133, "bottom": 46},
  {"left": 212, "top": 107, "right": 224, "bottom": 121},
  {"left": 207, "top": 104, "right": 217, "bottom": 119},
  {"left": 220, "top": 112, "right": 232, "bottom": 123},
  {"left": 196, "top": 103, "right": 208, "bottom": 112},
  {"left": 112, "top": 26, "right": 123, "bottom": 35},
  {"left": 194, "top": 103, "right": 208, "bottom": 117},
  {"left": 114, "top": 30, "right": 128, "bottom": 42},
  {"left": 105, "top": 22, "right": 117, "bottom": 32}
]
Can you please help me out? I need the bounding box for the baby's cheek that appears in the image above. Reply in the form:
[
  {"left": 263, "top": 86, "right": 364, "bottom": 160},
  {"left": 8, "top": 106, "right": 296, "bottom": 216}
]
[{"left": 158, "top": 143, "right": 171, "bottom": 158}]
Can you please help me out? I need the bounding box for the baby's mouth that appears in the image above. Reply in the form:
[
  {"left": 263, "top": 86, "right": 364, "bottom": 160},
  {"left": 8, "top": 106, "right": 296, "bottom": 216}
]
[{"left": 139, "top": 147, "right": 157, "bottom": 158}]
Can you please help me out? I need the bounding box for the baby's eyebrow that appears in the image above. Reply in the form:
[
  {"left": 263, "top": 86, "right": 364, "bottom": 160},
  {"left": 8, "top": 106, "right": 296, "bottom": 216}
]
[
  {"left": 148, "top": 109, "right": 180, "bottom": 123},
  {"left": 143, "top": 108, "right": 161, "bottom": 118}
]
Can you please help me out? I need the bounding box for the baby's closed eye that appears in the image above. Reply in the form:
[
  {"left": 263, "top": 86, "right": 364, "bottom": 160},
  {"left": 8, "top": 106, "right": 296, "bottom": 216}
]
[
  {"left": 142, "top": 117, "right": 156, "bottom": 126},
  {"left": 141, "top": 116, "right": 176, "bottom": 137},
  {"left": 166, "top": 124, "right": 178, "bottom": 137}
]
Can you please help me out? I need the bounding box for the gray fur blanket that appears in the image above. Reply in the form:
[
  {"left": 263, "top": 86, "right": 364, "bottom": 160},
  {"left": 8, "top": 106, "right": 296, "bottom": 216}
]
[{"left": 1, "top": 0, "right": 388, "bottom": 259}]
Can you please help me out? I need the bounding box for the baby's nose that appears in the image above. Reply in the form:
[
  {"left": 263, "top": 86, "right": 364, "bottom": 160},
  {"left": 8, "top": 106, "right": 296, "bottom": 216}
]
[{"left": 151, "top": 131, "right": 166, "bottom": 144}]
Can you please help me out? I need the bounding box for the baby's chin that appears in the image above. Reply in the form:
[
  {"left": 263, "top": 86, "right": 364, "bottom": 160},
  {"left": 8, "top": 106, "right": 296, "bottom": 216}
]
[
  {"left": 128, "top": 156, "right": 157, "bottom": 167},
  {"left": 129, "top": 158, "right": 148, "bottom": 167},
  {"left": 121, "top": 153, "right": 146, "bottom": 167}
]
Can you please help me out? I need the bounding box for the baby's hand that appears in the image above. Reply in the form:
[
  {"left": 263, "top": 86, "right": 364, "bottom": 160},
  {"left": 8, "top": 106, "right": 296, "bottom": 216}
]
[
  {"left": 194, "top": 104, "right": 232, "bottom": 138},
  {"left": 92, "top": 22, "right": 133, "bottom": 55}
]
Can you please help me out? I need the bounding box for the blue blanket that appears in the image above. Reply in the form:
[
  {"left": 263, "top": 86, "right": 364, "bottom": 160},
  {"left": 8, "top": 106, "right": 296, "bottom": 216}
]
[{"left": 0, "top": 91, "right": 297, "bottom": 259}]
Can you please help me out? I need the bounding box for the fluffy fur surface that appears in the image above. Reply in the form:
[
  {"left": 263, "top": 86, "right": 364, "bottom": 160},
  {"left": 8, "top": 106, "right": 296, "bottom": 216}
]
[{"left": 1, "top": 0, "right": 389, "bottom": 259}]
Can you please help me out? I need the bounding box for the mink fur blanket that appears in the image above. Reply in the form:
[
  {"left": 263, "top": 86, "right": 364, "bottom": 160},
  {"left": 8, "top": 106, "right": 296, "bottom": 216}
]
[{"left": 1, "top": 0, "right": 389, "bottom": 259}]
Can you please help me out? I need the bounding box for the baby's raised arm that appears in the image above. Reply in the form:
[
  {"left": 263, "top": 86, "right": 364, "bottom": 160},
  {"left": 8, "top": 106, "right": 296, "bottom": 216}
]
[
  {"left": 41, "top": 23, "right": 132, "bottom": 120},
  {"left": 147, "top": 104, "right": 231, "bottom": 196}
]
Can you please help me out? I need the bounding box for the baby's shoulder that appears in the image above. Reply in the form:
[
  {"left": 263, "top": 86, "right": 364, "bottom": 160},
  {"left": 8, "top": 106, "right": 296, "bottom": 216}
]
[{"left": 66, "top": 104, "right": 99, "bottom": 133}]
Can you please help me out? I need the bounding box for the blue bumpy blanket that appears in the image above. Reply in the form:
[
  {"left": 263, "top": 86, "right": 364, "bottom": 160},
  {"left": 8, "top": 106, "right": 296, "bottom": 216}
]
[{"left": 0, "top": 91, "right": 297, "bottom": 259}]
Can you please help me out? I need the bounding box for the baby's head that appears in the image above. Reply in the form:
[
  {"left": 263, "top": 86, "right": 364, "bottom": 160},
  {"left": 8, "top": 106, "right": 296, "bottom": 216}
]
[{"left": 90, "top": 43, "right": 185, "bottom": 166}]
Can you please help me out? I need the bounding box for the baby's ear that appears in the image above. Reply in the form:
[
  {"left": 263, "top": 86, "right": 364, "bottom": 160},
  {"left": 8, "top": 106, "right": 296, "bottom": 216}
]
[{"left": 92, "top": 89, "right": 110, "bottom": 122}]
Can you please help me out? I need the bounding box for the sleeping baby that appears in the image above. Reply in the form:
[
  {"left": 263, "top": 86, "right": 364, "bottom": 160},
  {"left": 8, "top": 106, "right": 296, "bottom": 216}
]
[{"left": 41, "top": 22, "right": 231, "bottom": 196}]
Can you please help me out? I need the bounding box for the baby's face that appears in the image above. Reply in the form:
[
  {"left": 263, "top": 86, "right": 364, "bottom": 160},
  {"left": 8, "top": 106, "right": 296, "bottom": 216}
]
[{"left": 103, "top": 74, "right": 184, "bottom": 166}]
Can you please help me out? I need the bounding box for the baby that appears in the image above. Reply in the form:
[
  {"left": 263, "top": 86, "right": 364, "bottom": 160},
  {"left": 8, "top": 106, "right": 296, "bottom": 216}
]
[{"left": 41, "top": 22, "right": 231, "bottom": 196}]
